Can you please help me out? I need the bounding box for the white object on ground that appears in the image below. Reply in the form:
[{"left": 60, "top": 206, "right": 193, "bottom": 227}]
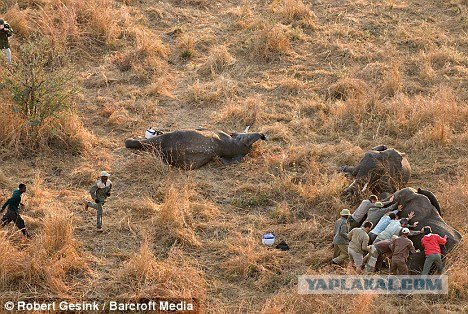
[{"left": 262, "top": 233, "right": 275, "bottom": 246}]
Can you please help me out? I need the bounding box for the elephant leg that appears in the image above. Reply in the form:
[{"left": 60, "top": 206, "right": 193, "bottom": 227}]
[
  {"left": 221, "top": 156, "right": 244, "bottom": 165},
  {"left": 340, "top": 165, "right": 356, "bottom": 175}
]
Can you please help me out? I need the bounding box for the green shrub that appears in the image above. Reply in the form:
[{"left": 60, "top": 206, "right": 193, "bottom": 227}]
[{"left": 0, "top": 39, "right": 90, "bottom": 154}]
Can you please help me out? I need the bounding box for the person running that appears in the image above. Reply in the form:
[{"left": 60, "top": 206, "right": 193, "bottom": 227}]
[
  {"left": 390, "top": 228, "right": 419, "bottom": 275},
  {"left": 1, "top": 184, "right": 29, "bottom": 237},
  {"left": 332, "top": 208, "right": 351, "bottom": 265},
  {"left": 421, "top": 226, "right": 447, "bottom": 275},
  {"left": 0, "top": 19, "right": 13, "bottom": 64},
  {"left": 84, "top": 171, "right": 112, "bottom": 232},
  {"left": 347, "top": 221, "right": 373, "bottom": 274},
  {"left": 348, "top": 195, "right": 378, "bottom": 229}
]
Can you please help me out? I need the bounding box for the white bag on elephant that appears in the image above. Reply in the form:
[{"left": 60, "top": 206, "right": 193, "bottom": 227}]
[{"left": 145, "top": 128, "right": 159, "bottom": 139}]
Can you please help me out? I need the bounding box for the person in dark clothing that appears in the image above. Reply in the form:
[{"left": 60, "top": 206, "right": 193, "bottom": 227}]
[
  {"left": 0, "top": 18, "right": 13, "bottom": 64},
  {"left": 1, "top": 184, "right": 29, "bottom": 237}
]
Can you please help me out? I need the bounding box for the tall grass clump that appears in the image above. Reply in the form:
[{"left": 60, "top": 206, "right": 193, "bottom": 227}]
[
  {"left": 114, "top": 28, "right": 168, "bottom": 81},
  {"left": 155, "top": 184, "right": 200, "bottom": 247},
  {"left": 198, "top": 45, "right": 236, "bottom": 77},
  {"left": 215, "top": 96, "right": 266, "bottom": 128},
  {"left": 36, "top": 0, "right": 124, "bottom": 52},
  {"left": 251, "top": 23, "right": 291, "bottom": 62},
  {"left": 0, "top": 233, "right": 30, "bottom": 290},
  {"left": 119, "top": 244, "right": 206, "bottom": 299},
  {"left": 273, "top": 0, "right": 316, "bottom": 28},
  {"left": 0, "top": 211, "right": 89, "bottom": 294}
]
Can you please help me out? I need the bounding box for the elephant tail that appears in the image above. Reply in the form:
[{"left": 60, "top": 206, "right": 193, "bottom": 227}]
[{"left": 125, "top": 138, "right": 144, "bottom": 149}]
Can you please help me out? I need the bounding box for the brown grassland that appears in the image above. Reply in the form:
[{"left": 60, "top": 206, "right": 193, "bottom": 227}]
[{"left": 0, "top": 0, "right": 467, "bottom": 312}]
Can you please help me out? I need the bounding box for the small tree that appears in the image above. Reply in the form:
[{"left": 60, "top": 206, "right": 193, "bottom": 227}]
[
  {"left": 1, "top": 39, "right": 77, "bottom": 126},
  {"left": 0, "top": 38, "right": 89, "bottom": 154}
]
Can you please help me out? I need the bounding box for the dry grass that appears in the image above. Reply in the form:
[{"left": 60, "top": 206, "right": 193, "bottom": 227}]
[
  {"left": 119, "top": 244, "right": 206, "bottom": 298},
  {"left": 270, "top": 201, "right": 293, "bottom": 224},
  {"left": 215, "top": 96, "right": 266, "bottom": 128},
  {"left": 0, "top": 170, "right": 13, "bottom": 188},
  {"left": 178, "top": 33, "right": 196, "bottom": 59},
  {"left": 1, "top": 0, "right": 467, "bottom": 311},
  {"left": 4, "top": 4, "right": 32, "bottom": 37},
  {"left": 328, "top": 78, "right": 369, "bottom": 101},
  {"left": 275, "top": 76, "right": 309, "bottom": 96},
  {"left": 187, "top": 77, "right": 238, "bottom": 106},
  {"left": 0, "top": 209, "right": 89, "bottom": 295},
  {"left": 198, "top": 45, "right": 236, "bottom": 77},
  {"left": 251, "top": 23, "right": 291, "bottom": 62},
  {"left": 9, "top": 0, "right": 126, "bottom": 53},
  {"left": 0, "top": 100, "right": 93, "bottom": 156},
  {"left": 219, "top": 232, "right": 285, "bottom": 287},
  {"left": 154, "top": 183, "right": 201, "bottom": 247},
  {"left": 379, "top": 66, "right": 402, "bottom": 98},
  {"left": 113, "top": 28, "right": 168, "bottom": 82},
  {"left": 273, "top": 0, "right": 316, "bottom": 28}
]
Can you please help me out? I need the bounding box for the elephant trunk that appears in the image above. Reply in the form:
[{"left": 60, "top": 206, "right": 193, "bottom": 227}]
[{"left": 125, "top": 138, "right": 144, "bottom": 149}]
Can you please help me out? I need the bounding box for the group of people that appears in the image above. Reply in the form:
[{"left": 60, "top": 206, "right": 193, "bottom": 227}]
[
  {"left": 2, "top": 174, "right": 448, "bottom": 277},
  {"left": 0, "top": 18, "right": 13, "bottom": 64},
  {"left": 332, "top": 194, "right": 447, "bottom": 275},
  {"left": 1, "top": 171, "right": 112, "bottom": 237}
]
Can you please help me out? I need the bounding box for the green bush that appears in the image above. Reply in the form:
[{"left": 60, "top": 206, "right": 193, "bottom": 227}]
[
  {"left": 1, "top": 39, "right": 77, "bottom": 126},
  {"left": 0, "top": 39, "right": 90, "bottom": 155}
]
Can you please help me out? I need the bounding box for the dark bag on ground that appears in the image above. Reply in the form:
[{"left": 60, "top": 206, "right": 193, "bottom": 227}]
[{"left": 276, "top": 240, "right": 290, "bottom": 251}]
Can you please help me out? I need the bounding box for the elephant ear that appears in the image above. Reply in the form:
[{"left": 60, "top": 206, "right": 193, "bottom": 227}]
[{"left": 373, "top": 151, "right": 386, "bottom": 161}]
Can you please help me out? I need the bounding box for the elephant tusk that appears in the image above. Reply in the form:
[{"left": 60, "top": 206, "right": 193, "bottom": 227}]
[
  {"left": 347, "top": 179, "right": 356, "bottom": 190},
  {"left": 244, "top": 126, "right": 251, "bottom": 133},
  {"left": 361, "top": 182, "right": 369, "bottom": 192}
]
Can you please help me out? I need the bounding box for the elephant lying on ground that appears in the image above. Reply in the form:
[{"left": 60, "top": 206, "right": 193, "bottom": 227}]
[
  {"left": 389, "top": 187, "right": 462, "bottom": 272},
  {"left": 125, "top": 129, "right": 266, "bottom": 169},
  {"left": 342, "top": 145, "right": 411, "bottom": 196}
]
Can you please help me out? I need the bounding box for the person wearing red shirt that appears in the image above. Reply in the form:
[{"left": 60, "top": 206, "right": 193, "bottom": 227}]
[{"left": 421, "top": 226, "right": 447, "bottom": 275}]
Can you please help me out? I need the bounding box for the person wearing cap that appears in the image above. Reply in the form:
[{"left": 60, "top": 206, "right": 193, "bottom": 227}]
[
  {"left": 390, "top": 228, "right": 419, "bottom": 275},
  {"left": 332, "top": 209, "right": 351, "bottom": 265},
  {"left": 1, "top": 183, "right": 29, "bottom": 238},
  {"left": 347, "top": 221, "right": 373, "bottom": 274},
  {"left": 84, "top": 171, "right": 113, "bottom": 232},
  {"left": 365, "top": 194, "right": 399, "bottom": 226},
  {"left": 348, "top": 195, "right": 378, "bottom": 229},
  {"left": 0, "top": 18, "right": 13, "bottom": 64},
  {"left": 421, "top": 226, "right": 447, "bottom": 275}
]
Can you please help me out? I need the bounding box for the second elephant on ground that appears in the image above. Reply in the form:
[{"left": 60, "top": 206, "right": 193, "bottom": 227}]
[
  {"left": 342, "top": 145, "right": 411, "bottom": 196},
  {"left": 125, "top": 129, "right": 266, "bottom": 169}
]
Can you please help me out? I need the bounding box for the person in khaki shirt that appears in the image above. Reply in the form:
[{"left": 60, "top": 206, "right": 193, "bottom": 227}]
[
  {"left": 332, "top": 209, "right": 351, "bottom": 265},
  {"left": 84, "top": 171, "right": 113, "bottom": 232},
  {"left": 390, "top": 228, "right": 419, "bottom": 275},
  {"left": 347, "top": 221, "right": 373, "bottom": 274}
]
